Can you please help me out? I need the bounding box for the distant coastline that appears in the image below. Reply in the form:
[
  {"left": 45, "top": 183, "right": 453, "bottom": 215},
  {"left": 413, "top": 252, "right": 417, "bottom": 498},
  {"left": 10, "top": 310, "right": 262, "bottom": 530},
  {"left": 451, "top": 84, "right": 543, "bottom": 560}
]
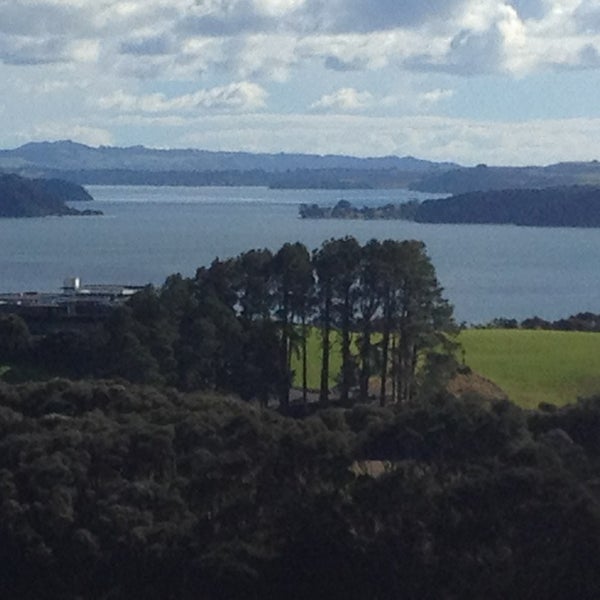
[
  {"left": 300, "top": 186, "right": 600, "bottom": 227},
  {"left": 0, "top": 174, "right": 101, "bottom": 218}
]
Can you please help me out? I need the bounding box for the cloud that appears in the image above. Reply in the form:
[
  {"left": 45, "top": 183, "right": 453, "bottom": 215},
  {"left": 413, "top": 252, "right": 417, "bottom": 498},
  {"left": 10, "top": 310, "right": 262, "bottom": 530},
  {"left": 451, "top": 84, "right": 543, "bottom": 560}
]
[
  {"left": 98, "top": 82, "right": 268, "bottom": 113},
  {"left": 0, "top": 0, "right": 598, "bottom": 80},
  {"left": 300, "top": 0, "right": 469, "bottom": 34},
  {"left": 310, "top": 88, "right": 374, "bottom": 112},
  {"left": 574, "top": 1, "right": 600, "bottom": 34},
  {"left": 120, "top": 34, "right": 174, "bottom": 56},
  {"left": 0, "top": 1, "right": 86, "bottom": 36},
  {"left": 169, "top": 113, "right": 600, "bottom": 166},
  {"left": 420, "top": 88, "right": 454, "bottom": 104}
]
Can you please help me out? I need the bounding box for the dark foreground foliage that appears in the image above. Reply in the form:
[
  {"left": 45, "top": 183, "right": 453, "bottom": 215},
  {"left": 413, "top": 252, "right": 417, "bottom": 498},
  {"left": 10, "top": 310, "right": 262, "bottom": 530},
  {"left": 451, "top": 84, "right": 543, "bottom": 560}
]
[{"left": 1, "top": 379, "right": 600, "bottom": 599}]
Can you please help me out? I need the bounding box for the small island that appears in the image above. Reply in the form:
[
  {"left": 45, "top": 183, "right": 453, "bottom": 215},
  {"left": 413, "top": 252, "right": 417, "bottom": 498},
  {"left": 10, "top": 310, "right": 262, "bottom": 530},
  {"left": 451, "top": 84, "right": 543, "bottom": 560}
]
[
  {"left": 300, "top": 185, "right": 600, "bottom": 227},
  {"left": 0, "top": 173, "right": 101, "bottom": 218}
]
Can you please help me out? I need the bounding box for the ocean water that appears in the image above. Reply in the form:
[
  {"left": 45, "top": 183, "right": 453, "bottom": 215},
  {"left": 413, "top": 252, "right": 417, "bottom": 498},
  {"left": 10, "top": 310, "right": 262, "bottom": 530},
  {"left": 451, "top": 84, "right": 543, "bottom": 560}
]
[{"left": 1, "top": 185, "right": 600, "bottom": 324}]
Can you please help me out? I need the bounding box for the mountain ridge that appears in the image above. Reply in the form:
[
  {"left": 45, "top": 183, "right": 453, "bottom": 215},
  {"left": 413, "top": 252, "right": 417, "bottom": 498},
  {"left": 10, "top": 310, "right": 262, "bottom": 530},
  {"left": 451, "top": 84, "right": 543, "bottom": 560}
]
[{"left": 0, "top": 140, "right": 458, "bottom": 173}]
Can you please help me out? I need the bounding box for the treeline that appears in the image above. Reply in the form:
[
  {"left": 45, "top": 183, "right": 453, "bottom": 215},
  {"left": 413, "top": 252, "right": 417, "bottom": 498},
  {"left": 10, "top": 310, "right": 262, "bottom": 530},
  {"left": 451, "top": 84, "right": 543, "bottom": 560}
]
[
  {"left": 1, "top": 237, "right": 455, "bottom": 407},
  {"left": 416, "top": 185, "right": 600, "bottom": 227},
  {"left": 2, "top": 378, "right": 600, "bottom": 598},
  {"left": 301, "top": 186, "right": 600, "bottom": 228},
  {"left": 299, "top": 199, "right": 419, "bottom": 219},
  {"left": 483, "top": 312, "right": 600, "bottom": 332},
  {"left": 38, "top": 167, "right": 420, "bottom": 189}
]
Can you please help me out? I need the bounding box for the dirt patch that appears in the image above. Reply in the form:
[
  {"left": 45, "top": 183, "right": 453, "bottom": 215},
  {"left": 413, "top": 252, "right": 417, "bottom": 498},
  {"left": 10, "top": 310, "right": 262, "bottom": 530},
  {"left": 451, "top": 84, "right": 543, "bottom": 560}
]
[{"left": 447, "top": 370, "right": 508, "bottom": 402}]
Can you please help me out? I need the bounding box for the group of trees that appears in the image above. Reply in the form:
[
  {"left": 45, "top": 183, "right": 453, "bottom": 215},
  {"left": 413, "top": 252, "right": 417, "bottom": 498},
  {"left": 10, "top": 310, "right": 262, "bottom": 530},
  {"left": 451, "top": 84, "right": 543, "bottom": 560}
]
[
  {"left": 2, "top": 237, "right": 456, "bottom": 408},
  {"left": 483, "top": 312, "right": 600, "bottom": 332},
  {"left": 2, "top": 378, "right": 600, "bottom": 598}
]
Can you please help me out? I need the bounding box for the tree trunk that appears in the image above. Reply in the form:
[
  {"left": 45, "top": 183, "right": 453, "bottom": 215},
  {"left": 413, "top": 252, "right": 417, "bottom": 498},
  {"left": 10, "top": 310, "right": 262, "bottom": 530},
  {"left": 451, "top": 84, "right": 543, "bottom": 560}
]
[
  {"left": 391, "top": 333, "right": 398, "bottom": 404},
  {"left": 319, "top": 287, "right": 332, "bottom": 406},
  {"left": 340, "top": 287, "right": 352, "bottom": 404},
  {"left": 359, "top": 322, "right": 371, "bottom": 402},
  {"left": 379, "top": 292, "right": 393, "bottom": 407},
  {"left": 302, "top": 315, "right": 308, "bottom": 406},
  {"left": 279, "top": 294, "right": 290, "bottom": 410}
]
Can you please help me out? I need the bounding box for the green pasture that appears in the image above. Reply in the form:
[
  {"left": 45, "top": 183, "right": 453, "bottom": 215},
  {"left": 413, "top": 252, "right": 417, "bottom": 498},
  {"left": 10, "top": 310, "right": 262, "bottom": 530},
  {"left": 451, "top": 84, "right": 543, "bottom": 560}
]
[
  {"left": 292, "top": 327, "right": 600, "bottom": 409},
  {"left": 460, "top": 329, "right": 600, "bottom": 409},
  {"left": 291, "top": 328, "right": 343, "bottom": 391}
]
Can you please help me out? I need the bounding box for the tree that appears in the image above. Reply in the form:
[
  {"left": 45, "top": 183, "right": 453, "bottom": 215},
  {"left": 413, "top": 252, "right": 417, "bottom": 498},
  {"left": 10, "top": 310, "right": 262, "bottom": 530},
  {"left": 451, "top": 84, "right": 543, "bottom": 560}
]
[
  {"left": 355, "top": 240, "right": 384, "bottom": 403},
  {"left": 330, "top": 237, "right": 362, "bottom": 405},
  {"left": 273, "top": 242, "right": 314, "bottom": 407},
  {"left": 387, "top": 240, "right": 455, "bottom": 404},
  {"left": 0, "top": 314, "right": 31, "bottom": 362},
  {"left": 313, "top": 240, "right": 339, "bottom": 406}
]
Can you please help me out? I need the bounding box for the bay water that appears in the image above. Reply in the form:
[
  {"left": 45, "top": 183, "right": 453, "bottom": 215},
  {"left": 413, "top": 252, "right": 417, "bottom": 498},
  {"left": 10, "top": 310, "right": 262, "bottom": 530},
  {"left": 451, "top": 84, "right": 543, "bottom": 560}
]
[{"left": 1, "top": 185, "right": 599, "bottom": 324}]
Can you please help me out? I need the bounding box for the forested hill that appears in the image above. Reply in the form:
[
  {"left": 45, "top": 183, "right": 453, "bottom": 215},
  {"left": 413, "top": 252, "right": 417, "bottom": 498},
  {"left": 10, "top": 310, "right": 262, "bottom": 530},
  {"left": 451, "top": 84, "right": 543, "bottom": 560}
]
[
  {"left": 0, "top": 140, "right": 458, "bottom": 189},
  {"left": 0, "top": 173, "right": 99, "bottom": 217},
  {"left": 415, "top": 185, "right": 600, "bottom": 226},
  {"left": 301, "top": 186, "right": 600, "bottom": 227},
  {"left": 411, "top": 161, "right": 600, "bottom": 193}
]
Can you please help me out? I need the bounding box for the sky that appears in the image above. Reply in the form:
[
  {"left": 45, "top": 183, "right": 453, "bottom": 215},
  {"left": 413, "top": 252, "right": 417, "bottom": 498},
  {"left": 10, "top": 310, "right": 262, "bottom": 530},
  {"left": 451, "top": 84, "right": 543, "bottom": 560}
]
[{"left": 1, "top": 0, "right": 600, "bottom": 165}]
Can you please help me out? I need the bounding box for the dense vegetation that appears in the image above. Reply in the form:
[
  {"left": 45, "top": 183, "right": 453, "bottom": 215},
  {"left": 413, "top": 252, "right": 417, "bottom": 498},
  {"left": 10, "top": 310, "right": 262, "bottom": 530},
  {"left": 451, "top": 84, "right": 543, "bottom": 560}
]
[
  {"left": 0, "top": 173, "right": 99, "bottom": 217},
  {"left": 301, "top": 186, "right": 600, "bottom": 227},
  {"left": 39, "top": 167, "right": 424, "bottom": 190},
  {"left": 299, "top": 199, "right": 419, "bottom": 219},
  {"left": 3, "top": 232, "right": 600, "bottom": 597},
  {"left": 416, "top": 185, "right": 600, "bottom": 226},
  {"left": 1, "top": 237, "right": 456, "bottom": 408},
  {"left": 2, "top": 378, "right": 600, "bottom": 598},
  {"left": 486, "top": 312, "right": 600, "bottom": 332},
  {"left": 410, "top": 161, "right": 600, "bottom": 193}
]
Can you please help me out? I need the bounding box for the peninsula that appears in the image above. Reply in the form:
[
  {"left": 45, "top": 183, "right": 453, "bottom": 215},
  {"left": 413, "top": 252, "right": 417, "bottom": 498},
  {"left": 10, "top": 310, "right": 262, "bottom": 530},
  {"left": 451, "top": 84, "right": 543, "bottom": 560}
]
[
  {"left": 0, "top": 173, "right": 101, "bottom": 217},
  {"left": 300, "top": 185, "right": 600, "bottom": 227}
]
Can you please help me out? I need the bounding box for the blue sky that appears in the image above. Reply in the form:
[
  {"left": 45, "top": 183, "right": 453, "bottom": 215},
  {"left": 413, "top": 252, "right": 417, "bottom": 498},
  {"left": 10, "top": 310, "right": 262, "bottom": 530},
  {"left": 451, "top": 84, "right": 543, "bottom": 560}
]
[{"left": 1, "top": 0, "right": 600, "bottom": 165}]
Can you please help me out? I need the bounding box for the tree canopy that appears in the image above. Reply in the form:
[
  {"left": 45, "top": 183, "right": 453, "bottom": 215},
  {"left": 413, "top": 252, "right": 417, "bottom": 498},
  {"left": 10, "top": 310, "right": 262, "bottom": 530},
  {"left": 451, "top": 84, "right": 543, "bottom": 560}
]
[
  {"left": 3, "top": 237, "right": 457, "bottom": 408},
  {"left": 1, "top": 379, "right": 600, "bottom": 598}
]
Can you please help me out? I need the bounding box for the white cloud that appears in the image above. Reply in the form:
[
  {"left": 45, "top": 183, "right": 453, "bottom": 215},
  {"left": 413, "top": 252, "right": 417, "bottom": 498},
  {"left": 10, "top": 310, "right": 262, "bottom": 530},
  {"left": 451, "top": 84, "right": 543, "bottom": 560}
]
[
  {"left": 98, "top": 82, "right": 268, "bottom": 113},
  {"left": 165, "top": 113, "right": 600, "bottom": 166},
  {"left": 420, "top": 88, "right": 455, "bottom": 104},
  {"left": 310, "top": 88, "right": 374, "bottom": 112},
  {"left": 0, "top": 0, "right": 599, "bottom": 80}
]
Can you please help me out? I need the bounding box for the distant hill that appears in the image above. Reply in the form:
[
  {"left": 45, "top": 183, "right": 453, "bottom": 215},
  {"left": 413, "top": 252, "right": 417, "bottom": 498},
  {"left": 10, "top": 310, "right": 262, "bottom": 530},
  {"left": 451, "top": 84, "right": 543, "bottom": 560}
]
[
  {"left": 6, "top": 140, "right": 599, "bottom": 192},
  {"left": 0, "top": 140, "right": 458, "bottom": 189},
  {"left": 300, "top": 186, "right": 600, "bottom": 227},
  {"left": 415, "top": 185, "right": 600, "bottom": 226},
  {"left": 0, "top": 174, "right": 100, "bottom": 218},
  {"left": 410, "top": 162, "right": 600, "bottom": 194}
]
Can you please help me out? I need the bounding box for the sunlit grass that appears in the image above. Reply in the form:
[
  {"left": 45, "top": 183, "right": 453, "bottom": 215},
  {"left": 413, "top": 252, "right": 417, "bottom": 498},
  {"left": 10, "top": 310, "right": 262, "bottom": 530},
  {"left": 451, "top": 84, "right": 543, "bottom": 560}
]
[
  {"left": 292, "top": 327, "right": 600, "bottom": 409},
  {"left": 460, "top": 329, "right": 600, "bottom": 409}
]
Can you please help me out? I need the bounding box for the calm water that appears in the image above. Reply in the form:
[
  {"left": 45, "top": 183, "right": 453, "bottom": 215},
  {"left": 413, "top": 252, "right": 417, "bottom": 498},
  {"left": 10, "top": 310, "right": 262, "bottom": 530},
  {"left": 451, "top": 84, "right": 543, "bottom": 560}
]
[{"left": 1, "top": 185, "right": 600, "bottom": 324}]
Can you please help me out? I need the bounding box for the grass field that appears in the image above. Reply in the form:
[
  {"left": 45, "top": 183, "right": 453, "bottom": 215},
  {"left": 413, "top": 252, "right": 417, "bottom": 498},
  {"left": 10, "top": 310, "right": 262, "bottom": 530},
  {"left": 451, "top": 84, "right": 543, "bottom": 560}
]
[
  {"left": 292, "top": 327, "right": 600, "bottom": 409},
  {"left": 460, "top": 329, "right": 600, "bottom": 409}
]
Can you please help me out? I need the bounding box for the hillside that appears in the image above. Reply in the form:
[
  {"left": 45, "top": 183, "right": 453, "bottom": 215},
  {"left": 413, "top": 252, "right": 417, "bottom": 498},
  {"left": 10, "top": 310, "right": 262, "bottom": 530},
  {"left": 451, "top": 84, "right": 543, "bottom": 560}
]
[
  {"left": 415, "top": 185, "right": 600, "bottom": 226},
  {"left": 460, "top": 329, "right": 600, "bottom": 408},
  {"left": 0, "top": 140, "right": 458, "bottom": 189},
  {"left": 0, "top": 173, "right": 100, "bottom": 217},
  {"left": 411, "top": 162, "right": 600, "bottom": 193},
  {"left": 301, "top": 186, "right": 600, "bottom": 227}
]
